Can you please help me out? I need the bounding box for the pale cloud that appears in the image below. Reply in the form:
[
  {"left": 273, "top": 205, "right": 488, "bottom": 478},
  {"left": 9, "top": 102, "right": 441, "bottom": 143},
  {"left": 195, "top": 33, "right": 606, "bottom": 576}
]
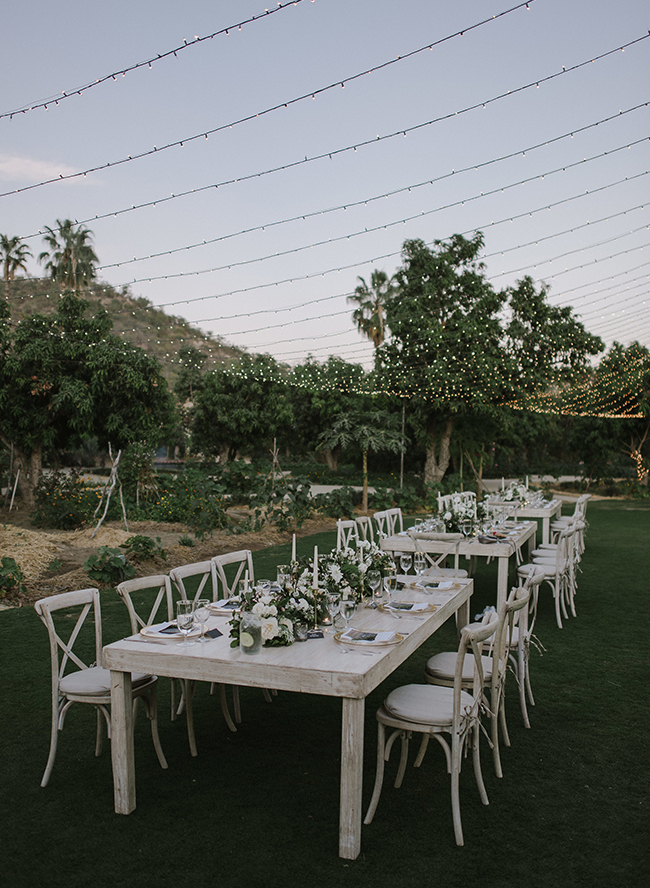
[{"left": 0, "top": 154, "right": 78, "bottom": 183}]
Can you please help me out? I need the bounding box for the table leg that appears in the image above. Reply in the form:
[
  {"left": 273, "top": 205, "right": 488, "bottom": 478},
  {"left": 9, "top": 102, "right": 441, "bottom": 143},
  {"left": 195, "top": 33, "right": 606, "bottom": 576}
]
[
  {"left": 110, "top": 669, "right": 135, "bottom": 814},
  {"left": 339, "top": 697, "right": 365, "bottom": 859},
  {"left": 542, "top": 516, "right": 550, "bottom": 545},
  {"left": 497, "top": 556, "right": 509, "bottom": 611}
]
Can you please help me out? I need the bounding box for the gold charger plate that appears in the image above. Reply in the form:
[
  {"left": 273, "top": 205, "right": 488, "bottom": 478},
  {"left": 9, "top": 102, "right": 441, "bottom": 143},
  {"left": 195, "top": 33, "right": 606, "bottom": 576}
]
[
  {"left": 335, "top": 630, "right": 404, "bottom": 646},
  {"left": 413, "top": 581, "right": 462, "bottom": 593}
]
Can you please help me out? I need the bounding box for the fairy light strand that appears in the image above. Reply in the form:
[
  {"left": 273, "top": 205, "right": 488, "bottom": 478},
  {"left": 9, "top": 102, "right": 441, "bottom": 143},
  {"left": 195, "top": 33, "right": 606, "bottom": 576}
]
[
  {"left": 0, "top": 1, "right": 310, "bottom": 120},
  {"left": 3, "top": 25, "right": 643, "bottom": 201}
]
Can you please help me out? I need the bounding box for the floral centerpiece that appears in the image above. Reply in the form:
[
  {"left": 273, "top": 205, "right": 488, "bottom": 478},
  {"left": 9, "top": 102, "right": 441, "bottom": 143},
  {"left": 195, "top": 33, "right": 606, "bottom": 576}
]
[
  {"left": 320, "top": 540, "right": 395, "bottom": 604},
  {"left": 229, "top": 579, "right": 315, "bottom": 648},
  {"left": 501, "top": 481, "right": 529, "bottom": 504},
  {"left": 439, "top": 494, "right": 478, "bottom": 533}
]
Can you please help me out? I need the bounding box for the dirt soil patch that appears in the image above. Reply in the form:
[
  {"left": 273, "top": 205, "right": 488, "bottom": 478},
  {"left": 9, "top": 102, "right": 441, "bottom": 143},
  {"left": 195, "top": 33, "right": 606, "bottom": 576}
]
[{"left": 1, "top": 506, "right": 337, "bottom": 606}]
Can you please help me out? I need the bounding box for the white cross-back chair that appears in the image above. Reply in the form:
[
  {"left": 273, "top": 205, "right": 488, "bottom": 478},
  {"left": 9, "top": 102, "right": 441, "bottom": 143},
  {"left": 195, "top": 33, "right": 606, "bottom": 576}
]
[
  {"left": 170, "top": 561, "right": 238, "bottom": 746},
  {"left": 35, "top": 587, "right": 167, "bottom": 787},
  {"left": 355, "top": 515, "right": 374, "bottom": 544},
  {"left": 407, "top": 531, "right": 469, "bottom": 579},
  {"left": 212, "top": 550, "right": 255, "bottom": 598},
  {"left": 364, "top": 617, "right": 499, "bottom": 846},
  {"left": 336, "top": 519, "right": 359, "bottom": 550},
  {"left": 551, "top": 493, "right": 590, "bottom": 542},
  {"left": 116, "top": 575, "right": 181, "bottom": 723},
  {"left": 423, "top": 586, "right": 531, "bottom": 779},
  {"left": 517, "top": 525, "right": 575, "bottom": 628},
  {"left": 509, "top": 566, "right": 546, "bottom": 728},
  {"left": 373, "top": 508, "right": 403, "bottom": 537}
]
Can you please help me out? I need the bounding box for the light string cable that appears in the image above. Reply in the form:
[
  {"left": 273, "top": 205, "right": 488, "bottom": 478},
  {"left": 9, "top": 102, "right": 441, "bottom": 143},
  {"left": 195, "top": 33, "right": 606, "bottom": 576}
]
[
  {"left": 85, "top": 101, "right": 648, "bottom": 272},
  {"left": 12, "top": 5, "right": 644, "bottom": 202},
  {"left": 0, "top": 1, "right": 310, "bottom": 120},
  {"left": 106, "top": 138, "right": 650, "bottom": 287}
]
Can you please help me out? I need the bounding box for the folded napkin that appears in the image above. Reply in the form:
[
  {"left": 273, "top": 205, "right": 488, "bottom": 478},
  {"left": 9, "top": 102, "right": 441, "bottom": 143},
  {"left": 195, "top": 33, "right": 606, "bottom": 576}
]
[{"left": 387, "top": 601, "right": 429, "bottom": 612}]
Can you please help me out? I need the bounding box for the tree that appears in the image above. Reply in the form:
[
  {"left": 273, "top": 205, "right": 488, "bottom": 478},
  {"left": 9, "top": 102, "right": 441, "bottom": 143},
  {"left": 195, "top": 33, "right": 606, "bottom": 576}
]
[
  {"left": 0, "top": 292, "right": 176, "bottom": 507},
  {"left": 38, "top": 219, "right": 98, "bottom": 291},
  {"left": 378, "top": 234, "right": 603, "bottom": 486},
  {"left": 191, "top": 354, "right": 294, "bottom": 463},
  {"left": 1, "top": 234, "right": 32, "bottom": 300},
  {"left": 318, "top": 410, "right": 405, "bottom": 512},
  {"left": 347, "top": 270, "right": 396, "bottom": 357}
]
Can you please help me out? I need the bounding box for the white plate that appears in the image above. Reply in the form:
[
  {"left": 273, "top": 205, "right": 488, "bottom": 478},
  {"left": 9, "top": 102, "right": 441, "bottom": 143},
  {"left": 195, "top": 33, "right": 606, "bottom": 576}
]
[
  {"left": 140, "top": 622, "right": 202, "bottom": 639},
  {"left": 209, "top": 599, "right": 240, "bottom": 615}
]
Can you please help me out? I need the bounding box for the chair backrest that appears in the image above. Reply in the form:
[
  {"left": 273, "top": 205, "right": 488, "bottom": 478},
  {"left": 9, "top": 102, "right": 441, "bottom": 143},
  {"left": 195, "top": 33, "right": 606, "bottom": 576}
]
[
  {"left": 355, "top": 515, "right": 375, "bottom": 544},
  {"left": 494, "top": 586, "right": 531, "bottom": 675},
  {"left": 35, "top": 588, "right": 103, "bottom": 685},
  {"left": 336, "top": 519, "right": 359, "bottom": 550},
  {"left": 408, "top": 531, "right": 464, "bottom": 576},
  {"left": 453, "top": 618, "right": 499, "bottom": 729},
  {"left": 516, "top": 566, "right": 545, "bottom": 638},
  {"left": 116, "top": 575, "right": 173, "bottom": 634},
  {"left": 374, "top": 508, "right": 403, "bottom": 537},
  {"left": 169, "top": 560, "right": 218, "bottom": 605},
  {"left": 212, "top": 550, "right": 255, "bottom": 598}
]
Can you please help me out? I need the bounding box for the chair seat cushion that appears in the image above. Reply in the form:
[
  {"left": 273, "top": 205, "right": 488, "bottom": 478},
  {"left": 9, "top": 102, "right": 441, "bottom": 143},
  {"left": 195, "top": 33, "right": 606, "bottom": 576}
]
[
  {"left": 384, "top": 683, "right": 473, "bottom": 727},
  {"left": 518, "top": 562, "right": 554, "bottom": 578},
  {"left": 60, "top": 666, "right": 153, "bottom": 697},
  {"left": 425, "top": 652, "right": 494, "bottom": 683}
]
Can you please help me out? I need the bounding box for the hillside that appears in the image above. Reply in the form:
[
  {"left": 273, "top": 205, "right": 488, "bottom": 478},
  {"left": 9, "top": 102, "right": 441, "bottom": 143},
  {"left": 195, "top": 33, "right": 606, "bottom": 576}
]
[{"left": 3, "top": 276, "right": 243, "bottom": 387}]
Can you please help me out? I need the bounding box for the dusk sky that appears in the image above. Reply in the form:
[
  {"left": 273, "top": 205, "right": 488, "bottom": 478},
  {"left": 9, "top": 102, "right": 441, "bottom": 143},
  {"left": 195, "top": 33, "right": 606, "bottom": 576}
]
[{"left": 2, "top": 0, "right": 648, "bottom": 369}]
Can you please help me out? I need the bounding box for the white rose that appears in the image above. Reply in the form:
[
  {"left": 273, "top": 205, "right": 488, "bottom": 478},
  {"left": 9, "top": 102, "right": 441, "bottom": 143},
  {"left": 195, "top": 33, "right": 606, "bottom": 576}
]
[
  {"left": 261, "top": 617, "right": 279, "bottom": 640},
  {"left": 330, "top": 565, "right": 343, "bottom": 583}
]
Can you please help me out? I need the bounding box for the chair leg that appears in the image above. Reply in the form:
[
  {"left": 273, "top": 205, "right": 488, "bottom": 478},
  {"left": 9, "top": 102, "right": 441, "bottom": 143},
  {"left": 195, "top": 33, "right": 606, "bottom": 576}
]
[
  {"left": 394, "top": 731, "right": 410, "bottom": 788},
  {"left": 471, "top": 724, "right": 489, "bottom": 807},
  {"left": 364, "top": 722, "right": 387, "bottom": 825},
  {"left": 490, "top": 700, "right": 503, "bottom": 780},
  {"left": 218, "top": 684, "right": 238, "bottom": 733},
  {"left": 183, "top": 680, "right": 198, "bottom": 756},
  {"left": 451, "top": 743, "right": 465, "bottom": 847},
  {"left": 146, "top": 684, "right": 168, "bottom": 770},
  {"left": 233, "top": 686, "right": 242, "bottom": 723},
  {"left": 95, "top": 707, "right": 104, "bottom": 757},
  {"left": 41, "top": 704, "right": 61, "bottom": 788},
  {"left": 413, "top": 733, "right": 430, "bottom": 768},
  {"left": 519, "top": 647, "right": 531, "bottom": 728}
]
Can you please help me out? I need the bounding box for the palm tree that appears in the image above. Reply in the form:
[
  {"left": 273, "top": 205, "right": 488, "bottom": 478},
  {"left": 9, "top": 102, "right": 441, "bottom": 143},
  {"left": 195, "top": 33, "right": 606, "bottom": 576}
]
[
  {"left": 38, "top": 219, "right": 98, "bottom": 291},
  {"left": 1, "top": 234, "right": 32, "bottom": 300},
  {"left": 347, "top": 270, "right": 396, "bottom": 351}
]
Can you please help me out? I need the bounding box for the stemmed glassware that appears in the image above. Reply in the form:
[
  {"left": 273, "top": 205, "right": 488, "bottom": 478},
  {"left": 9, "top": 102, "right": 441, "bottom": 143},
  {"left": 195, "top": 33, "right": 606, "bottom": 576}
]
[
  {"left": 414, "top": 552, "right": 426, "bottom": 577},
  {"left": 399, "top": 552, "right": 412, "bottom": 575},
  {"left": 460, "top": 520, "right": 474, "bottom": 539},
  {"left": 340, "top": 598, "right": 356, "bottom": 631},
  {"left": 194, "top": 598, "right": 210, "bottom": 643},
  {"left": 367, "top": 569, "right": 382, "bottom": 606},
  {"left": 383, "top": 571, "right": 397, "bottom": 605},
  {"left": 176, "top": 600, "right": 196, "bottom": 648}
]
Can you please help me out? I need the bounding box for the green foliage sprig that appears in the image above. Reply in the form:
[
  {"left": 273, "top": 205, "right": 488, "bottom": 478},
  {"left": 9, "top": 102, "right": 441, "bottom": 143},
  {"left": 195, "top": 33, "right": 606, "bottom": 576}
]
[
  {"left": 120, "top": 535, "right": 166, "bottom": 562},
  {"left": 83, "top": 547, "right": 135, "bottom": 585},
  {"left": 0, "top": 556, "right": 27, "bottom": 600}
]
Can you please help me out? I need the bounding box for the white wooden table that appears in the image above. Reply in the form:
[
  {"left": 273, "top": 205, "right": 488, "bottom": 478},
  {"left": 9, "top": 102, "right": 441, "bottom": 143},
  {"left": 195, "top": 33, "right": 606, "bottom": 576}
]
[
  {"left": 513, "top": 499, "right": 562, "bottom": 544},
  {"left": 381, "top": 522, "right": 537, "bottom": 610},
  {"left": 103, "top": 581, "right": 472, "bottom": 860}
]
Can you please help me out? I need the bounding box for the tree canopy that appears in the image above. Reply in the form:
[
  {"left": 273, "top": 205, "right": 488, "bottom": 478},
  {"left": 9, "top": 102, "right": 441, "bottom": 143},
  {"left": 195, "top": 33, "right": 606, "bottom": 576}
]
[
  {"left": 0, "top": 292, "right": 176, "bottom": 504},
  {"left": 38, "top": 219, "right": 98, "bottom": 291},
  {"left": 377, "top": 234, "right": 603, "bottom": 484}
]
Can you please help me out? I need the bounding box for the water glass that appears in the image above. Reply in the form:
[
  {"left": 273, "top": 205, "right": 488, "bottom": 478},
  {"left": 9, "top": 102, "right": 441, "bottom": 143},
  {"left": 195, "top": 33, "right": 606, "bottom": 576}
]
[
  {"left": 194, "top": 598, "right": 210, "bottom": 643},
  {"left": 399, "top": 552, "right": 412, "bottom": 575},
  {"left": 176, "top": 600, "right": 195, "bottom": 648}
]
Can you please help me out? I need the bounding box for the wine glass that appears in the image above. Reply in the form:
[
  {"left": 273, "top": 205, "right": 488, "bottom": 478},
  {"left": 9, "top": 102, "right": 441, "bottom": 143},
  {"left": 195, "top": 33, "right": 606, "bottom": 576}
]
[
  {"left": 328, "top": 592, "right": 342, "bottom": 629},
  {"left": 176, "top": 600, "right": 195, "bottom": 648},
  {"left": 460, "top": 520, "right": 473, "bottom": 539},
  {"left": 367, "top": 569, "right": 382, "bottom": 606},
  {"left": 383, "top": 572, "right": 397, "bottom": 604},
  {"left": 194, "top": 598, "right": 210, "bottom": 643},
  {"left": 414, "top": 552, "right": 426, "bottom": 577},
  {"left": 340, "top": 598, "right": 356, "bottom": 631},
  {"left": 399, "top": 552, "right": 412, "bottom": 575}
]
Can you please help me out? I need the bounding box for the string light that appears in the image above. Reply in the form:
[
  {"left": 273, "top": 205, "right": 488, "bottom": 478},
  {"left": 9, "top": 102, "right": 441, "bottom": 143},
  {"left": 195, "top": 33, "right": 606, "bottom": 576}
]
[
  {"left": 0, "top": 1, "right": 309, "bottom": 120},
  {"left": 3, "top": 26, "right": 644, "bottom": 201}
]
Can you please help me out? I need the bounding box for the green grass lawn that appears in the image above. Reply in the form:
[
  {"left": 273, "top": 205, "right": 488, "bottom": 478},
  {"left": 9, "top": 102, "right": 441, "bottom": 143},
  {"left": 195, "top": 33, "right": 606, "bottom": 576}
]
[{"left": 1, "top": 501, "right": 648, "bottom": 888}]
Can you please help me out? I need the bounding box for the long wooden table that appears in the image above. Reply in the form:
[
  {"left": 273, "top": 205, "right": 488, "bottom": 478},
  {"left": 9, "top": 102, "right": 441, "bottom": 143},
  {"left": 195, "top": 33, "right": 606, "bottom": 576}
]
[
  {"left": 513, "top": 499, "right": 562, "bottom": 544},
  {"left": 381, "top": 522, "right": 537, "bottom": 610},
  {"left": 104, "top": 581, "right": 472, "bottom": 860}
]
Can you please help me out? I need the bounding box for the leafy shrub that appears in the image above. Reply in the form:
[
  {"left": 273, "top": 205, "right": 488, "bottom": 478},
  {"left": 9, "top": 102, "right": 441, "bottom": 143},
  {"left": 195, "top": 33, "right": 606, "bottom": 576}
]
[
  {"left": 32, "top": 470, "right": 108, "bottom": 529},
  {"left": 392, "top": 484, "right": 425, "bottom": 512},
  {"left": 0, "top": 557, "right": 27, "bottom": 600},
  {"left": 371, "top": 486, "right": 395, "bottom": 511},
  {"left": 250, "top": 473, "right": 313, "bottom": 531},
  {"left": 148, "top": 468, "right": 229, "bottom": 537},
  {"left": 83, "top": 547, "right": 136, "bottom": 585},
  {"left": 120, "top": 535, "right": 166, "bottom": 562},
  {"left": 312, "top": 485, "right": 360, "bottom": 518},
  {"left": 178, "top": 535, "right": 196, "bottom": 547}
]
